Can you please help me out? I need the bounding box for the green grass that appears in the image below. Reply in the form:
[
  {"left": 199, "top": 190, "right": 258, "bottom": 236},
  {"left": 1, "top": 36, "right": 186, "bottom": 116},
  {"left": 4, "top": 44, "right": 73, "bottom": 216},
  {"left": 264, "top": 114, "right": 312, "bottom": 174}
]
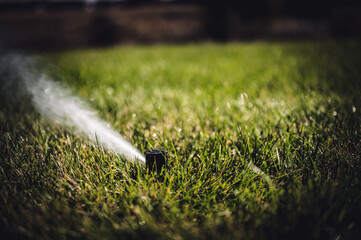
[{"left": 1, "top": 41, "right": 361, "bottom": 239}]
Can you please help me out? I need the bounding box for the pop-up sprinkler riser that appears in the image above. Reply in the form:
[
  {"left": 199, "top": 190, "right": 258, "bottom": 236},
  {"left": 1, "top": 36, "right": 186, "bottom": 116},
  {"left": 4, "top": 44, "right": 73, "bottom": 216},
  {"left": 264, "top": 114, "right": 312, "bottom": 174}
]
[{"left": 145, "top": 149, "right": 167, "bottom": 173}]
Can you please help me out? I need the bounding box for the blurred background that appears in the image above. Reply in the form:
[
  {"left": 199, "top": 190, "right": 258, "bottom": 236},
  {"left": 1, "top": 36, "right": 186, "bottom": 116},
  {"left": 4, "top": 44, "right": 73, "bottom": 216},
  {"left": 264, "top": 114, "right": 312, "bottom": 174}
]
[{"left": 0, "top": 0, "right": 360, "bottom": 51}]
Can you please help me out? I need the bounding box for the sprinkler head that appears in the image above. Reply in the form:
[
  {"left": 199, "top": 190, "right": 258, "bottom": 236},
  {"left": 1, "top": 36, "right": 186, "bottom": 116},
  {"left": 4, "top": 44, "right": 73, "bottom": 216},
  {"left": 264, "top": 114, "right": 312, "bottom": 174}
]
[{"left": 145, "top": 149, "right": 167, "bottom": 173}]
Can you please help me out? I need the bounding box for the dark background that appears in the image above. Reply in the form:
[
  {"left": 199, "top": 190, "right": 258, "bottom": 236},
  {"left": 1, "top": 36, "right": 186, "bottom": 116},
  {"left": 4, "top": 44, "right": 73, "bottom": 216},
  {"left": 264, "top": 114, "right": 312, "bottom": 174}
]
[{"left": 0, "top": 0, "right": 360, "bottom": 51}]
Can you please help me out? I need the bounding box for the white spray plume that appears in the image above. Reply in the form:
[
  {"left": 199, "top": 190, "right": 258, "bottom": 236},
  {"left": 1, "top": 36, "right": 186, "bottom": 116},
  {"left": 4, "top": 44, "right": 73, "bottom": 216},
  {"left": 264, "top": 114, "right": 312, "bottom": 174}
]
[{"left": 1, "top": 54, "right": 145, "bottom": 164}]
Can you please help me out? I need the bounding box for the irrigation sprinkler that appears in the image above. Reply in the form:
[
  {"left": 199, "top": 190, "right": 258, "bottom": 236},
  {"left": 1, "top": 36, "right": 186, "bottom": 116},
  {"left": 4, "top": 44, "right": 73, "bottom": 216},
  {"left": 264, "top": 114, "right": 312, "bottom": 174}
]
[{"left": 145, "top": 149, "right": 167, "bottom": 173}]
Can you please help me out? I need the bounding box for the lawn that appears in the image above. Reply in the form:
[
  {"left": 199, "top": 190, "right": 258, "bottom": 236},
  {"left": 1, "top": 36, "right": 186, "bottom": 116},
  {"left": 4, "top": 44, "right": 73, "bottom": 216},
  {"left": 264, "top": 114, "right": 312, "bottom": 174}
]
[{"left": 1, "top": 41, "right": 360, "bottom": 239}]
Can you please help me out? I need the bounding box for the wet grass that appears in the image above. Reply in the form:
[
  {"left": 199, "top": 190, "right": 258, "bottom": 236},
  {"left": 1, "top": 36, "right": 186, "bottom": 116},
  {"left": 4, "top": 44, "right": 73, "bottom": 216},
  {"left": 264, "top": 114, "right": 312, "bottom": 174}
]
[{"left": 1, "top": 40, "right": 361, "bottom": 239}]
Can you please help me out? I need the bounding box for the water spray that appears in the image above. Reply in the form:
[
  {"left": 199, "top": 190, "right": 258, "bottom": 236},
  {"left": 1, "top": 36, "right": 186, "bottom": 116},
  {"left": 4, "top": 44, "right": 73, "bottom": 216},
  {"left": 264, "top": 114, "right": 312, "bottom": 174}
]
[{"left": 1, "top": 54, "right": 145, "bottom": 164}]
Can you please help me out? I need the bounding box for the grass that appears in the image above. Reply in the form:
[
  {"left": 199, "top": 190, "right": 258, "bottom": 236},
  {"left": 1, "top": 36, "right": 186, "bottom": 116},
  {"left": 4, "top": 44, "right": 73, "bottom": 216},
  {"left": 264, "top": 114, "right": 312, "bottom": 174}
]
[{"left": 1, "top": 40, "right": 361, "bottom": 239}]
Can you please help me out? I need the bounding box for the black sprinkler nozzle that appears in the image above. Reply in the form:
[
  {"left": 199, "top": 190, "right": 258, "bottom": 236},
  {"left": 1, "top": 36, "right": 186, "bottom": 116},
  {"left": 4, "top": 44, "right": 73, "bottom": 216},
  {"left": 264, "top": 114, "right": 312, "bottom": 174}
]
[{"left": 145, "top": 149, "right": 167, "bottom": 173}]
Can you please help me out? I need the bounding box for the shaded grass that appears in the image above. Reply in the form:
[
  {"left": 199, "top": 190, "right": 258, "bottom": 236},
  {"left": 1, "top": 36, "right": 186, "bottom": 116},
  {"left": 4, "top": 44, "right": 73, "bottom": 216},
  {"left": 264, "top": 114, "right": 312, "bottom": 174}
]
[{"left": 1, "top": 40, "right": 361, "bottom": 239}]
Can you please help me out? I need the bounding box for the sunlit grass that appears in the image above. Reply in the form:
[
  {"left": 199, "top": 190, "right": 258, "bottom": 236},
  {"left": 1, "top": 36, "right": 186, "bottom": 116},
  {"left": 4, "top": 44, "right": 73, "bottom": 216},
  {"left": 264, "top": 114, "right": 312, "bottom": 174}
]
[{"left": 1, "top": 41, "right": 360, "bottom": 239}]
